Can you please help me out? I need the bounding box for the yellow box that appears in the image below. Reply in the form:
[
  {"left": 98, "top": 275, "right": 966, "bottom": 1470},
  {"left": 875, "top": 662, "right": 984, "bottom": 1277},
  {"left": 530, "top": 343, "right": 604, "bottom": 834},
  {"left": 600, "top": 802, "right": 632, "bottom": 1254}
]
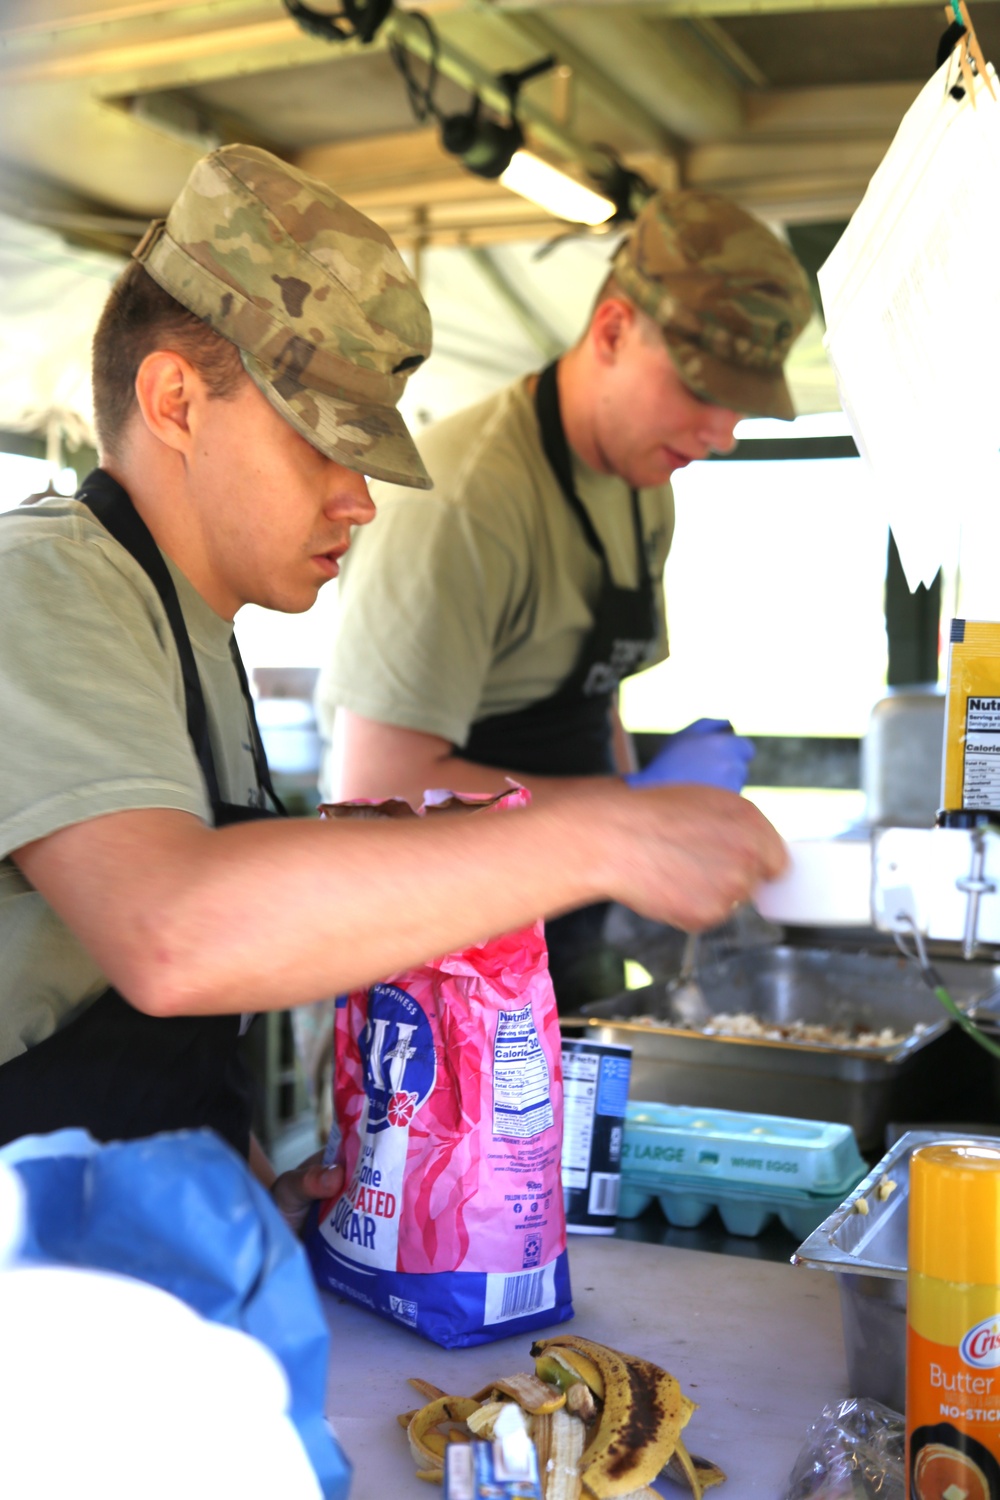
[{"left": 942, "top": 620, "right": 1000, "bottom": 811}]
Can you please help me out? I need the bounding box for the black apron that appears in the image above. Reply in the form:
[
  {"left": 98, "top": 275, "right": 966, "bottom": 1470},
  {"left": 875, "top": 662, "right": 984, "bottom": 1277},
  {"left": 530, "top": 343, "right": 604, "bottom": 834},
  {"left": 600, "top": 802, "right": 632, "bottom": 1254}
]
[
  {"left": 0, "top": 471, "right": 286, "bottom": 1156},
  {"left": 463, "top": 362, "right": 659, "bottom": 1010}
]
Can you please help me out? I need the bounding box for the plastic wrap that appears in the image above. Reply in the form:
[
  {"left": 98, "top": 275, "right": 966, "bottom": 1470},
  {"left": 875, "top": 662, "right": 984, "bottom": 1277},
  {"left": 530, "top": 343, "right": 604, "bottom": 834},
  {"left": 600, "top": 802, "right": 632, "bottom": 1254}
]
[{"left": 783, "top": 1397, "right": 904, "bottom": 1500}]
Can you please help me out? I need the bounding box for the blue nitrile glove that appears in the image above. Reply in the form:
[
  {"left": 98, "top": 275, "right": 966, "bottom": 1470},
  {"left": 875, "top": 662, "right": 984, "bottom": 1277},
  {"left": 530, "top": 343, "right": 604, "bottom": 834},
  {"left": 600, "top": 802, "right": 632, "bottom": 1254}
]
[{"left": 625, "top": 717, "right": 755, "bottom": 793}]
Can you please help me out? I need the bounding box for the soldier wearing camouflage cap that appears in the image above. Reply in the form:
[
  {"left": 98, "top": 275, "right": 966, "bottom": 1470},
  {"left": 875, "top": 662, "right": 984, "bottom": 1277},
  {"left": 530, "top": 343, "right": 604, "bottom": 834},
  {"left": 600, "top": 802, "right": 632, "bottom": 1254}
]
[
  {"left": 132, "top": 142, "right": 433, "bottom": 488},
  {"left": 0, "top": 150, "right": 785, "bottom": 1188},
  {"left": 611, "top": 190, "right": 812, "bottom": 422},
  {"left": 322, "top": 186, "right": 810, "bottom": 1009}
]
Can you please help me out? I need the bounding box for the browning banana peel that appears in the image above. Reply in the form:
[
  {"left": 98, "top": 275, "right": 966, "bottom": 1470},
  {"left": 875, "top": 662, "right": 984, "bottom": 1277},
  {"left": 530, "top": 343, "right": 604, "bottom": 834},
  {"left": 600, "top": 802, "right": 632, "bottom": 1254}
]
[
  {"left": 398, "top": 1337, "right": 724, "bottom": 1499},
  {"left": 532, "top": 1334, "right": 696, "bottom": 1498},
  {"left": 665, "top": 1437, "right": 703, "bottom": 1500},
  {"left": 663, "top": 1442, "right": 727, "bottom": 1496}
]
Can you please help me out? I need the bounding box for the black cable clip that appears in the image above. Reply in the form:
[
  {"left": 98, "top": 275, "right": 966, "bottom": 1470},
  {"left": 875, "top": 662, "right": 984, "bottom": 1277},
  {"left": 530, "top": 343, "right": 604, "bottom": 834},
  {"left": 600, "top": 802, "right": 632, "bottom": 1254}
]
[{"left": 284, "top": 0, "right": 394, "bottom": 47}]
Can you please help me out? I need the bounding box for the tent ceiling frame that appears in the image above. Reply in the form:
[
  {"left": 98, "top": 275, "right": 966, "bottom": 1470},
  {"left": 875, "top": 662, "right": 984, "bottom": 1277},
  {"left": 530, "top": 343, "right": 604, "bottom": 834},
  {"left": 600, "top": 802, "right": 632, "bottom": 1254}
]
[{"left": 0, "top": 0, "right": 978, "bottom": 240}]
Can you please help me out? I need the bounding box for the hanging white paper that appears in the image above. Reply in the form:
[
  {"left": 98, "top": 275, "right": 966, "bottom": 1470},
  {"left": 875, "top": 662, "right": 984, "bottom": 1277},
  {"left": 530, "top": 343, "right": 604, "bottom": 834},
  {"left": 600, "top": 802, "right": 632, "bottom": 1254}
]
[{"left": 818, "top": 51, "right": 1000, "bottom": 593}]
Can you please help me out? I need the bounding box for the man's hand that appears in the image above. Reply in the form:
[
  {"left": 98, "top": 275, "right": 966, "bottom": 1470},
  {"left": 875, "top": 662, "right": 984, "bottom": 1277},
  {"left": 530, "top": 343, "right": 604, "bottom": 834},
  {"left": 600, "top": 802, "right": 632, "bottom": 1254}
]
[
  {"left": 625, "top": 718, "right": 755, "bottom": 794},
  {"left": 598, "top": 781, "right": 787, "bottom": 932},
  {"left": 271, "top": 1152, "right": 344, "bottom": 1236}
]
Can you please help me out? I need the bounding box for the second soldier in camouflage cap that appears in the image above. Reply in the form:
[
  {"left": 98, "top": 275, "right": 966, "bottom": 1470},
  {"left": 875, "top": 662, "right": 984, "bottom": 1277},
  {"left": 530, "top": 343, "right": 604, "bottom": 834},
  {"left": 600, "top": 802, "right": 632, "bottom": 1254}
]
[
  {"left": 612, "top": 190, "right": 813, "bottom": 421},
  {"left": 133, "top": 143, "right": 433, "bottom": 488}
]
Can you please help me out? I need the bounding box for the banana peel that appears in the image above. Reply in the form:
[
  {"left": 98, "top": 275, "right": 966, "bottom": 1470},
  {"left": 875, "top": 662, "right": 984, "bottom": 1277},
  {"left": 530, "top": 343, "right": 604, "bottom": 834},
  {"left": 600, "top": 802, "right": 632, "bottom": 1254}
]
[
  {"left": 664, "top": 1442, "right": 727, "bottom": 1496},
  {"left": 546, "top": 1407, "right": 587, "bottom": 1500},
  {"left": 665, "top": 1437, "right": 703, "bottom": 1499},
  {"left": 467, "top": 1400, "right": 509, "bottom": 1438},
  {"left": 531, "top": 1335, "right": 696, "bottom": 1499},
  {"left": 493, "top": 1372, "right": 568, "bottom": 1414},
  {"left": 399, "top": 1337, "right": 724, "bottom": 1500},
  {"left": 407, "top": 1376, "right": 449, "bottom": 1401},
  {"left": 406, "top": 1395, "right": 479, "bottom": 1472},
  {"left": 533, "top": 1410, "right": 553, "bottom": 1480},
  {"left": 566, "top": 1381, "right": 597, "bottom": 1424},
  {"left": 535, "top": 1346, "right": 605, "bottom": 1400}
]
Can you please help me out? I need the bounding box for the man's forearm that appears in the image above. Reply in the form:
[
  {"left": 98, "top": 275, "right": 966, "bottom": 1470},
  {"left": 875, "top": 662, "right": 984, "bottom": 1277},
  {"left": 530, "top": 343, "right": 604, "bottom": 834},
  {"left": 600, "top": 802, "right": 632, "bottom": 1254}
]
[
  {"left": 14, "top": 798, "right": 600, "bottom": 1018},
  {"left": 329, "top": 708, "right": 601, "bottom": 808},
  {"left": 13, "top": 782, "right": 785, "bottom": 1021}
]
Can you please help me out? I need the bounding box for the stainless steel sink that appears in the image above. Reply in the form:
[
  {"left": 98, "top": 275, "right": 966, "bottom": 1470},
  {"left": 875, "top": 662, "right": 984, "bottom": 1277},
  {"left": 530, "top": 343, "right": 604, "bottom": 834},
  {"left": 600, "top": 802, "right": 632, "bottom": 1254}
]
[{"left": 581, "top": 946, "right": 1000, "bottom": 1152}]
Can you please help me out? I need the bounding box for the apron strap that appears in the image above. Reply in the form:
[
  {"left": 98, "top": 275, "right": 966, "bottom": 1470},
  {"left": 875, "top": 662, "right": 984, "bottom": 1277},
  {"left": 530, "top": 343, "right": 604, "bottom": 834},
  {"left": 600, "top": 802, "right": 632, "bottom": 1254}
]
[
  {"left": 228, "top": 636, "right": 287, "bottom": 816},
  {"left": 79, "top": 471, "right": 285, "bottom": 817},
  {"left": 80, "top": 472, "right": 223, "bottom": 807},
  {"left": 535, "top": 361, "right": 649, "bottom": 587}
]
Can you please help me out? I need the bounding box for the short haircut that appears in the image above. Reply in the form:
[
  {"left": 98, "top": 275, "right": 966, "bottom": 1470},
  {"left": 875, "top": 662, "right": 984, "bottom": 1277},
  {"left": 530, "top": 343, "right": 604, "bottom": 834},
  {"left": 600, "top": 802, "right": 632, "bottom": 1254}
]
[
  {"left": 91, "top": 260, "right": 246, "bottom": 460},
  {"left": 589, "top": 270, "right": 664, "bottom": 346}
]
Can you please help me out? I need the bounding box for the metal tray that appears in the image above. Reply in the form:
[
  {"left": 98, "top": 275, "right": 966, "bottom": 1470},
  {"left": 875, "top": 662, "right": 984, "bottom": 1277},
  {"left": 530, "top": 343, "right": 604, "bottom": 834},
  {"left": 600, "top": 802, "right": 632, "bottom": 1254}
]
[
  {"left": 581, "top": 947, "right": 1000, "bottom": 1152},
  {"left": 792, "top": 1130, "right": 1000, "bottom": 1411}
]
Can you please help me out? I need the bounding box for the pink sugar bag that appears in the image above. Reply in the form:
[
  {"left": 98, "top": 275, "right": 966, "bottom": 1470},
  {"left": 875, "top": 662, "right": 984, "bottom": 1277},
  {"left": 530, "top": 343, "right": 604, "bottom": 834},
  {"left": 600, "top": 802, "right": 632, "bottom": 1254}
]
[{"left": 304, "top": 787, "right": 573, "bottom": 1348}]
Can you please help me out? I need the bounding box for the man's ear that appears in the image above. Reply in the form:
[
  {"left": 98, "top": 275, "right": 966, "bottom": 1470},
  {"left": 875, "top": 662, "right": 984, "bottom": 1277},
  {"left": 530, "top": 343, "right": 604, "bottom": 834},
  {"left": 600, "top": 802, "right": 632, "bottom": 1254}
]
[
  {"left": 589, "top": 297, "right": 637, "bottom": 365},
  {"left": 133, "top": 350, "right": 202, "bottom": 455}
]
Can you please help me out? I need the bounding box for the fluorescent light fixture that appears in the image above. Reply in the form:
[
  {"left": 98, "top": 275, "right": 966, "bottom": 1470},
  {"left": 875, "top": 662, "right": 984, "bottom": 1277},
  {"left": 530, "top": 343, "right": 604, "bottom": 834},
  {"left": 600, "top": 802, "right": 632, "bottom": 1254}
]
[{"left": 499, "top": 150, "right": 615, "bottom": 226}]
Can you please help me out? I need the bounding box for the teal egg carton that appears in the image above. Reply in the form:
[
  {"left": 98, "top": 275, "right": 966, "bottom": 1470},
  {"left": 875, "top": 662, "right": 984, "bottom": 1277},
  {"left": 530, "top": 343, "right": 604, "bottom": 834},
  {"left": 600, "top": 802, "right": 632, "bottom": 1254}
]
[
  {"left": 619, "top": 1101, "right": 869, "bottom": 1239},
  {"left": 617, "top": 1175, "right": 867, "bottom": 1239}
]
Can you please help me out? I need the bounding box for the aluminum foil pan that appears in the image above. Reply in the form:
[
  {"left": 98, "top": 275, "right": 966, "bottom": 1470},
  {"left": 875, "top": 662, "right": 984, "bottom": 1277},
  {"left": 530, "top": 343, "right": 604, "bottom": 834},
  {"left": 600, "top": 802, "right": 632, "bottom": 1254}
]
[{"left": 792, "top": 1130, "right": 1000, "bottom": 1411}]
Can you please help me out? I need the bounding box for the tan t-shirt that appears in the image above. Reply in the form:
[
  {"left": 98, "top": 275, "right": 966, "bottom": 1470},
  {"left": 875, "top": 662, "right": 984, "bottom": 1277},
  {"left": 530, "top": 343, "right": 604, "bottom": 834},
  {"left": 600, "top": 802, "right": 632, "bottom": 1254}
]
[
  {"left": 0, "top": 496, "right": 261, "bottom": 1066},
  {"left": 318, "top": 376, "right": 675, "bottom": 752}
]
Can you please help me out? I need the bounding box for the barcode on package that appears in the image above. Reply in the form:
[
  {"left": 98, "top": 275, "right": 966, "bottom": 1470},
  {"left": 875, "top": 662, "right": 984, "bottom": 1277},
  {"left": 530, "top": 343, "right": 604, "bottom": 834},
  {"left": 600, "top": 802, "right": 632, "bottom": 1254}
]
[
  {"left": 484, "top": 1262, "right": 556, "bottom": 1325},
  {"left": 587, "top": 1172, "right": 620, "bottom": 1216}
]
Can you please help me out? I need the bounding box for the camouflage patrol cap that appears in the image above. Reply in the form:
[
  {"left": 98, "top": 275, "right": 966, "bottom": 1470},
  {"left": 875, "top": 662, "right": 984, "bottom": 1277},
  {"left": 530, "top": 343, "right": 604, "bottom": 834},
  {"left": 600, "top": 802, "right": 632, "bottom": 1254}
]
[
  {"left": 132, "top": 143, "right": 432, "bottom": 488},
  {"left": 611, "top": 190, "right": 813, "bottom": 421}
]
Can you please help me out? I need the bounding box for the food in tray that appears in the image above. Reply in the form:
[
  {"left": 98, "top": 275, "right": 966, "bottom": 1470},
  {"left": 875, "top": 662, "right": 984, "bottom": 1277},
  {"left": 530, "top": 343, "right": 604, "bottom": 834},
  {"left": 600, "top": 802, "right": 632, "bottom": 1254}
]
[
  {"left": 399, "top": 1333, "right": 725, "bottom": 1499},
  {"left": 627, "top": 1009, "right": 929, "bottom": 1049}
]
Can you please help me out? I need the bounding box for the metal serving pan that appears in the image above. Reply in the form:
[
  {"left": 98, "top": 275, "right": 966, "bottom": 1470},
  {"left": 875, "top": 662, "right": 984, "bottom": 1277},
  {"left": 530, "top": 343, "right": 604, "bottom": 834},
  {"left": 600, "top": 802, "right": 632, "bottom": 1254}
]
[
  {"left": 581, "top": 947, "right": 1000, "bottom": 1152},
  {"left": 792, "top": 1130, "right": 1000, "bottom": 1411}
]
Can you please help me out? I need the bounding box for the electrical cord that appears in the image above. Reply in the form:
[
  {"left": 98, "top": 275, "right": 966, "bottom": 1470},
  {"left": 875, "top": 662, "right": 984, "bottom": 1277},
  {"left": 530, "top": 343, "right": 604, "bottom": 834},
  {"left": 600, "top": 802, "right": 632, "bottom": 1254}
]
[
  {"left": 893, "top": 915, "right": 1000, "bottom": 1061},
  {"left": 389, "top": 11, "right": 442, "bottom": 124}
]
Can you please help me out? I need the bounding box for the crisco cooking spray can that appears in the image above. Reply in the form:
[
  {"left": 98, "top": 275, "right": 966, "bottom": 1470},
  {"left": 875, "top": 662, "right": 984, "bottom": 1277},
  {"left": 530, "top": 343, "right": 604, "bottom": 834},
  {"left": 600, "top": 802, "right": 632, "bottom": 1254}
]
[{"left": 907, "top": 1141, "right": 1000, "bottom": 1499}]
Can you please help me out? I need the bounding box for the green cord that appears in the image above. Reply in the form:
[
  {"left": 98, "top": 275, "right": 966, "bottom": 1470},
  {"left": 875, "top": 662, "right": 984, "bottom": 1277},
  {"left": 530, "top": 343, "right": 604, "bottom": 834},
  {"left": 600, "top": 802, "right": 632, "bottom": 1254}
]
[
  {"left": 932, "top": 981, "right": 1000, "bottom": 1061},
  {"left": 897, "top": 913, "right": 1000, "bottom": 1061}
]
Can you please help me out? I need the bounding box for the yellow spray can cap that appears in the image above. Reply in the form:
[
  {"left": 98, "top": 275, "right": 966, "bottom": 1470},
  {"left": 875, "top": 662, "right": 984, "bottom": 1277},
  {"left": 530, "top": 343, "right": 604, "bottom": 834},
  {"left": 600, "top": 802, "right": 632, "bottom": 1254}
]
[{"left": 910, "top": 1141, "right": 1000, "bottom": 1284}]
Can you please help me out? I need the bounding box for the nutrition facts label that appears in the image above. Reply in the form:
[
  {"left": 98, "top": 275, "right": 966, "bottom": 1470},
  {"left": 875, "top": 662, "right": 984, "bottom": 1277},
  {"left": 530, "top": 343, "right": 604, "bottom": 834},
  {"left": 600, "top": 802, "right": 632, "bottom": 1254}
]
[
  {"left": 492, "top": 1005, "right": 554, "bottom": 1139},
  {"left": 561, "top": 1049, "right": 599, "bottom": 1190},
  {"left": 964, "top": 697, "right": 1000, "bottom": 807}
]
